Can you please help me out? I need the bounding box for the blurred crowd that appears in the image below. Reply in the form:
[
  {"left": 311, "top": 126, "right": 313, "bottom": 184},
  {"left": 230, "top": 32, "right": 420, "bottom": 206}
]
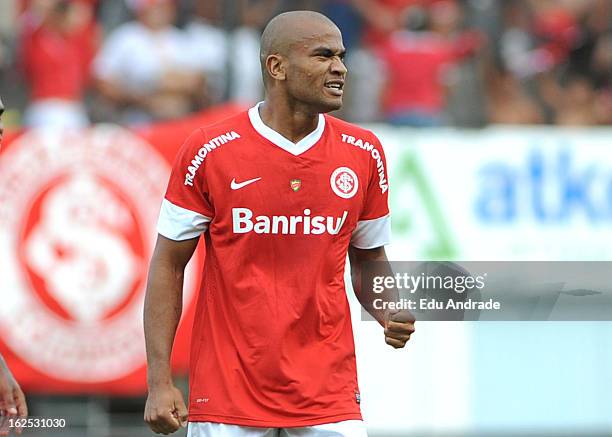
[{"left": 0, "top": 0, "right": 609, "bottom": 129}]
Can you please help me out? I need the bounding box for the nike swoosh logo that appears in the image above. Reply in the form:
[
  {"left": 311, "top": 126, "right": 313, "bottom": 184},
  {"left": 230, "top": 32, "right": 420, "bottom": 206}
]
[{"left": 231, "top": 177, "right": 262, "bottom": 190}]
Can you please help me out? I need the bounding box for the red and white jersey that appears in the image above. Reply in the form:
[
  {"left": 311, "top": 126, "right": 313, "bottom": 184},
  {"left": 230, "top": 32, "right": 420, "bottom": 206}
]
[{"left": 157, "top": 103, "right": 391, "bottom": 427}]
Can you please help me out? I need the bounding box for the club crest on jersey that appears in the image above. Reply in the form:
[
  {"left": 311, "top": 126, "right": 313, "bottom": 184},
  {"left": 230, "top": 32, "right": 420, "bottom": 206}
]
[
  {"left": 290, "top": 179, "right": 302, "bottom": 192},
  {"left": 330, "top": 167, "right": 358, "bottom": 199}
]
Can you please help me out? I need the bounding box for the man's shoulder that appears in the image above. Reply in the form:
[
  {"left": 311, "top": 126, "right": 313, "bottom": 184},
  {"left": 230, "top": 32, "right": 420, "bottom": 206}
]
[
  {"left": 182, "top": 110, "right": 250, "bottom": 154},
  {"left": 198, "top": 110, "right": 250, "bottom": 139},
  {"left": 178, "top": 111, "right": 250, "bottom": 187},
  {"left": 323, "top": 114, "right": 385, "bottom": 158},
  {"left": 324, "top": 114, "right": 381, "bottom": 144}
]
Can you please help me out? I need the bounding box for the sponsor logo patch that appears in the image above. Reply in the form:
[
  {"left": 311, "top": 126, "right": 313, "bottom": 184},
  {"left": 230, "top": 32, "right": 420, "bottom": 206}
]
[
  {"left": 232, "top": 208, "right": 348, "bottom": 235},
  {"left": 184, "top": 130, "right": 240, "bottom": 186},
  {"left": 231, "top": 177, "right": 261, "bottom": 190}
]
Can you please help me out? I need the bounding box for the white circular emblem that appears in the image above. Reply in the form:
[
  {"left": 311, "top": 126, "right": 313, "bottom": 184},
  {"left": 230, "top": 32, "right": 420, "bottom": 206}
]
[
  {"left": 0, "top": 125, "right": 196, "bottom": 382},
  {"left": 330, "top": 166, "right": 358, "bottom": 199}
]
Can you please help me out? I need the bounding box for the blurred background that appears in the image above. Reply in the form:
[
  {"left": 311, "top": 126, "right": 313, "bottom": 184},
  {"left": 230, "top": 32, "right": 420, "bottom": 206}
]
[
  {"left": 0, "top": 0, "right": 610, "bottom": 128},
  {"left": 0, "top": 0, "right": 611, "bottom": 436}
]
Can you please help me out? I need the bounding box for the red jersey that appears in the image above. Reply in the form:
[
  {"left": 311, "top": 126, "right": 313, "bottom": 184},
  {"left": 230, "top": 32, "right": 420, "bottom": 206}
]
[
  {"left": 157, "top": 104, "right": 391, "bottom": 427},
  {"left": 20, "top": 11, "right": 99, "bottom": 101}
]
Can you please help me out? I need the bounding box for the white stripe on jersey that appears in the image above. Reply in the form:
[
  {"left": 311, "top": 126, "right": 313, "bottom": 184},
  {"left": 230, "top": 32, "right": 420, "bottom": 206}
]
[
  {"left": 350, "top": 215, "right": 391, "bottom": 249},
  {"left": 157, "top": 198, "right": 212, "bottom": 241}
]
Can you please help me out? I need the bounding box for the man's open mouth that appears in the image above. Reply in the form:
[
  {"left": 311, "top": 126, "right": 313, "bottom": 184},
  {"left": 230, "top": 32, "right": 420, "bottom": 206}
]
[{"left": 324, "top": 80, "right": 344, "bottom": 95}]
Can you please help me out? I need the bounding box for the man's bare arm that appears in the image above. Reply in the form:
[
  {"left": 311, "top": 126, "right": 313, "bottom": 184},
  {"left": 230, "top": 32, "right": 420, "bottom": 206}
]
[
  {"left": 348, "top": 246, "right": 396, "bottom": 325},
  {"left": 0, "top": 353, "right": 27, "bottom": 418},
  {"left": 143, "top": 234, "right": 198, "bottom": 434},
  {"left": 349, "top": 246, "right": 415, "bottom": 348}
]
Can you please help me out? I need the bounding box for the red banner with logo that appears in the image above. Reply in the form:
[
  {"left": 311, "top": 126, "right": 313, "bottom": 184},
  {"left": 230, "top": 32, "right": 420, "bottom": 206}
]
[{"left": 0, "top": 104, "right": 245, "bottom": 395}]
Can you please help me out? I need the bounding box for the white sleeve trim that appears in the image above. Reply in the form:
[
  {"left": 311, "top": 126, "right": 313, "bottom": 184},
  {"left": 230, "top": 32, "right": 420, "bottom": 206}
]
[
  {"left": 157, "top": 198, "right": 212, "bottom": 241},
  {"left": 350, "top": 214, "right": 391, "bottom": 249}
]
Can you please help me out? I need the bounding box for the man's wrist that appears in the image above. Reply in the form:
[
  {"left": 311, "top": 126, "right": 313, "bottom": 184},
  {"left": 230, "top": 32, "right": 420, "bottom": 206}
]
[
  {"left": 367, "top": 307, "right": 386, "bottom": 326},
  {"left": 146, "top": 365, "right": 174, "bottom": 389},
  {"left": 147, "top": 378, "right": 174, "bottom": 391}
]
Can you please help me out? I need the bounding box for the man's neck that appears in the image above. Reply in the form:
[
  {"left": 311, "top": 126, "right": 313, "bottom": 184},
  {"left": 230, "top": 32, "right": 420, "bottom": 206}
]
[{"left": 259, "top": 98, "right": 320, "bottom": 144}]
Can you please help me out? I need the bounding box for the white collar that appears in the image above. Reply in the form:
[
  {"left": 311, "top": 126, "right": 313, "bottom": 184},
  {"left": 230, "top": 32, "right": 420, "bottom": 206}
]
[{"left": 248, "top": 102, "right": 326, "bottom": 156}]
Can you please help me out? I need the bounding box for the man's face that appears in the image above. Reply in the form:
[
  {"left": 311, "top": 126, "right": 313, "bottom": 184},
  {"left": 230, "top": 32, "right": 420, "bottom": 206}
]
[
  {"left": 0, "top": 97, "right": 5, "bottom": 146},
  {"left": 283, "top": 25, "right": 347, "bottom": 113}
]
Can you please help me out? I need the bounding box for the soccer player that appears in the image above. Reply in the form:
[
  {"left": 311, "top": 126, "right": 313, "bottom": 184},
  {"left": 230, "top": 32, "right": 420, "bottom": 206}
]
[{"left": 144, "top": 11, "right": 414, "bottom": 437}]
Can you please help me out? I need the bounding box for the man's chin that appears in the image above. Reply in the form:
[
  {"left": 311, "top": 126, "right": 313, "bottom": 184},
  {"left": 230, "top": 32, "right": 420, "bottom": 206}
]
[{"left": 318, "top": 98, "right": 343, "bottom": 113}]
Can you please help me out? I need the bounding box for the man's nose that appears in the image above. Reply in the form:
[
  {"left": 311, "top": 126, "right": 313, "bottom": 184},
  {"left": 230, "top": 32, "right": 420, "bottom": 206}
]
[{"left": 331, "top": 57, "right": 347, "bottom": 75}]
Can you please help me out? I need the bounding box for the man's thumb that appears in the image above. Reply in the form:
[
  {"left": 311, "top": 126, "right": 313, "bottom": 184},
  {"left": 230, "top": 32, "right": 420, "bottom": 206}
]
[
  {"left": 383, "top": 309, "right": 399, "bottom": 327},
  {"left": 390, "top": 309, "right": 415, "bottom": 323}
]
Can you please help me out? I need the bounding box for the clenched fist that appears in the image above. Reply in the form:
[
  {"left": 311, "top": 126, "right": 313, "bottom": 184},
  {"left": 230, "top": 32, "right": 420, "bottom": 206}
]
[
  {"left": 384, "top": 310, "right": 415, "bottom": 349},
  {"left": 144, "top": 384, "right": 188, "bottom": 435}
]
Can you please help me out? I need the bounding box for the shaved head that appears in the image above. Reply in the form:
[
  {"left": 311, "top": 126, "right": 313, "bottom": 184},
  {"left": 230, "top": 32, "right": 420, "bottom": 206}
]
[
  {"left": 260, "top": 11, "right": 341, "bottom": 87},
  {"left": 257, "top": 11, "right": 347, "bottom": 113}
]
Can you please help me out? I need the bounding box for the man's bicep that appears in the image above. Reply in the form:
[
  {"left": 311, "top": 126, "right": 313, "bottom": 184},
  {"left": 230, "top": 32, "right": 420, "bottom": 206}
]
[
  {"left": 349, "top": 245, "right": 387, "bottom": 265},
  {"left": 350, "top": 214, "right": 391, "bottom": 249},
  {"left": 349, "top": 245, "right": 388, "bottom": 290},
  {"left": 151, "top": 234, "right": 199, "bottom": 270},
  {"left": 158, "top": 128, "right": 214, "bottom": 241}
]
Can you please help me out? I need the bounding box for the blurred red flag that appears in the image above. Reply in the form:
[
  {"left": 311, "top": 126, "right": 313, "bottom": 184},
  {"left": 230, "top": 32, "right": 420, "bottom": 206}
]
[{"left": 0, "top": 104, "right": 245, "bottom": 395}]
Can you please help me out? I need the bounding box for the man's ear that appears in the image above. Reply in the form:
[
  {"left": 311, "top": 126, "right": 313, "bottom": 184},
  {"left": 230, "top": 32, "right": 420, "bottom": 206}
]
[{"left": 266, "top": 54, "right": 287, "bottom": 81}]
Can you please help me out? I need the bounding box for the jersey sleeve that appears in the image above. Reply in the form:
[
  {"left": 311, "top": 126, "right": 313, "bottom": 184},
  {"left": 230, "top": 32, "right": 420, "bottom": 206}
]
[
  {"left": 157, "top": 128, "right": 214, "bottom": 241},
  {"left": 350, "top": 134, "right": 391, "bottom": 249}
]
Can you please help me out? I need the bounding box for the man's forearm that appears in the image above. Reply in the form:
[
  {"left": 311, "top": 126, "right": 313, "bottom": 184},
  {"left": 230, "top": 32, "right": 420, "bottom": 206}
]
[
  {"left": 352, "top": 264, "right": 399, "bottom": 325},
  {"left": 143, "top": 257, "right": 185, "bottom": 388},
  {"left": 349, "top": 246, "right": 398, "bottom": 325}
]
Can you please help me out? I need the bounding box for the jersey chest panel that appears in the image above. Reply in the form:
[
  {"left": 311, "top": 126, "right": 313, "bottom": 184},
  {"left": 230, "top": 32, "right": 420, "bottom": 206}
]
[{"left": 206, "top": 136, "right": 367, "bottom": 240}]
